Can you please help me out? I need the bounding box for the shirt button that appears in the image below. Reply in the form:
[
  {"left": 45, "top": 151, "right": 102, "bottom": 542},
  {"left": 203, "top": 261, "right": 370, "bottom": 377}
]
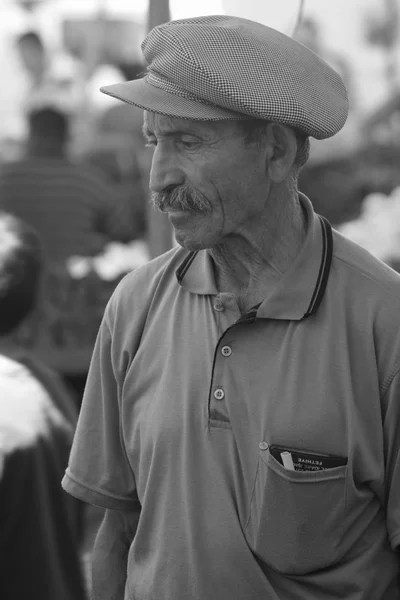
[
  {"left": 221, "top": 345, "right": 232, "bottom": 357},
  {"left": 214, "top": 388, "right": 225, "bottom": 400},
  {"left": 259, "top": 441, "right": 269, "bottom": 451}
]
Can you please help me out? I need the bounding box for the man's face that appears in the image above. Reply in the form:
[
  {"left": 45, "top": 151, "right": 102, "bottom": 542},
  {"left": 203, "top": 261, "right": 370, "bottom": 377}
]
[{"left": 144, "top": 112, "right": 270, "bottom": 251}]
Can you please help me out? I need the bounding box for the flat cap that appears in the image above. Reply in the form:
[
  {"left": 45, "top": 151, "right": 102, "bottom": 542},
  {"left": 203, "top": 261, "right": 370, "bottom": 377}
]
[{"left": 100, "top": 15, "right": 348, "bottom": 139}]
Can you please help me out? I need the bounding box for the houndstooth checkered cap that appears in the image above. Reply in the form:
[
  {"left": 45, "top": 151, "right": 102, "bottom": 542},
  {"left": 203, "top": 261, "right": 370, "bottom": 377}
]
[{"left": 100, "top": 15, "right": 349, "bottom": 140}]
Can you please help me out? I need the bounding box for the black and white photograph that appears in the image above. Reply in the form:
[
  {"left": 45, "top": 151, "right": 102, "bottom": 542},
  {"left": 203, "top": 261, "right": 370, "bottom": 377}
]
[{"left": 0, "top": 1, "right": 400, "bottom": 599}]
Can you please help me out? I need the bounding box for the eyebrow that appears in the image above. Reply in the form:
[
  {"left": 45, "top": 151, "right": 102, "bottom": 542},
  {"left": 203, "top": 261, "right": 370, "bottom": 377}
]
[{"left": 141, "top": 124, "right": 201, "bottom": 140}]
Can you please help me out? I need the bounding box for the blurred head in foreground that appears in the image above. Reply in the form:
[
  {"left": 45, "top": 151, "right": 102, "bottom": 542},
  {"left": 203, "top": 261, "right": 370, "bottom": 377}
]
[{"left": 0, "top": 213, "right": 43, "bottom": 338}]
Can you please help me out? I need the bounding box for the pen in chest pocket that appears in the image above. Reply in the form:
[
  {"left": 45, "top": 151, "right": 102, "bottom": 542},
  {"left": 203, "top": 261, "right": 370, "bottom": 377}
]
[{"left": 280, "top": 451, "right": 295, "bottom": 471}]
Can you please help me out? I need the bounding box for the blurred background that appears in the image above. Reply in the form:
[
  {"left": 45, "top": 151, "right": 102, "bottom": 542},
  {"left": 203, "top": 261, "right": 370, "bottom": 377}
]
[
  {"left": 1, "top": 0, "right": 400, "bottom": 256},
  {"left": 1, "top": 0, "right": 400, "bottom": 234},
  {"left": 1, "top": 0, "right": 400, "bottom": 596}
]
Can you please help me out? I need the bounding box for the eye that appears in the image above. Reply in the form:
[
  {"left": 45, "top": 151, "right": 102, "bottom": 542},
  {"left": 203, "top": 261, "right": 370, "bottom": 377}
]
[{"left": 178, "top": 137, "right": 199, "bottom": 150}]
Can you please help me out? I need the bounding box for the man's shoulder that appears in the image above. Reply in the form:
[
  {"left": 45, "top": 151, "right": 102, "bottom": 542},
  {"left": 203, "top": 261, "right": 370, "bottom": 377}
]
[
  {"left": 332, "top": 229, "right": 400, "bottom": 298},
  {"left": 331, "top": 229, "right": 400, "bottom": 324}
]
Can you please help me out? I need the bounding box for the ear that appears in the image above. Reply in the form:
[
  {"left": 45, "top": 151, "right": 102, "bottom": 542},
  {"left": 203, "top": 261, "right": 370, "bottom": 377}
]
[{"left": 264, "top": 123, "right": 297, "bottom": 183}]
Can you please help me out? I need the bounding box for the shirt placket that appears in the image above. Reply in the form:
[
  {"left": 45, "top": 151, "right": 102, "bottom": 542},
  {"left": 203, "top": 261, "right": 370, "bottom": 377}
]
[{"left": 209, "top": 293, "right": 241, "bottom": 427}]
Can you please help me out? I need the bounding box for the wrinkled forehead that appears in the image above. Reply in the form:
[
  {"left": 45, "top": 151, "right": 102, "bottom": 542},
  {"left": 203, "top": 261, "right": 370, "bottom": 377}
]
[{"left": 143, "top": 111, "right": 241, "bottom": 139}]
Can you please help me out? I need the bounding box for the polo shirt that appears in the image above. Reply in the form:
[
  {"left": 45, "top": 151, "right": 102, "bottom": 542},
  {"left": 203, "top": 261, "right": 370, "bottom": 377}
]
[{"left": 63, "top": 194, "right": 400, "bottom": 600}]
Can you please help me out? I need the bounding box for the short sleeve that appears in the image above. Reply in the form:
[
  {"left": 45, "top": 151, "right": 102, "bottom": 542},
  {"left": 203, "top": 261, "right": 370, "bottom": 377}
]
[
  {"left": 383, "top": 369, "right": 400, "bottom": 550},
  {"left": 62, "top": 313, "right": 138, "bottom": 511}
]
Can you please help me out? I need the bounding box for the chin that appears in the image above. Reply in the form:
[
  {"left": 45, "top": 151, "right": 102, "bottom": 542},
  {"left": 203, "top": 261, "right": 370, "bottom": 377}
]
[
  {"left": 175, "top": 236, "right": 207, "bottom": 251},
  {"left": 173, "top": 221, "right": 222, "bottom": 252}
]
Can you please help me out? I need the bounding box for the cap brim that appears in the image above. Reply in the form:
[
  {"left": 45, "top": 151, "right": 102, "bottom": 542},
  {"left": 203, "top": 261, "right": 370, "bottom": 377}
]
[{"left": 100, "top": 77, "right": 250, "bottom": 121}]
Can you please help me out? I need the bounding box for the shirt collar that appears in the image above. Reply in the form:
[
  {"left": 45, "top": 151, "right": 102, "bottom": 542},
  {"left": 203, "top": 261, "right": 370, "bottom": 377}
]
[
  {"left": 176, "top": 247, "right": 218, "bottom": 295},
  {"left": 175, "top": 193, "right": 333, "bottom": 321}
]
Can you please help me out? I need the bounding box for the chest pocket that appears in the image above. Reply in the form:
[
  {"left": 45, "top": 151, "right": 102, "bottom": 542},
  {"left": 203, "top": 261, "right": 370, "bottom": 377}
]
[{"left": 244, "top": 447, "right": 348, "bottom": 575}]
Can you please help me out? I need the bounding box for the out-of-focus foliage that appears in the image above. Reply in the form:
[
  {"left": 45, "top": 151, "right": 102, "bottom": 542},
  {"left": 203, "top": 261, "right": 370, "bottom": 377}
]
[
  {"left": 299, "top": 156, "right": 365, "bottom": 226},
  {"left": 365, "top": 0, "right": 399, "bottom": 50},
  {"left": 364, "top": 0, "right": 399, "bottom": 94},
  {"left": 339, "top": 187, "right": 400, "bottom": 264}
]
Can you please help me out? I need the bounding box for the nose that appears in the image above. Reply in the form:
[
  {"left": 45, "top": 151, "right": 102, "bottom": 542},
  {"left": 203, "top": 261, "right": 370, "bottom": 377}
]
[{"left": 149, "top": 144, "right": 185, "bottom": 193}]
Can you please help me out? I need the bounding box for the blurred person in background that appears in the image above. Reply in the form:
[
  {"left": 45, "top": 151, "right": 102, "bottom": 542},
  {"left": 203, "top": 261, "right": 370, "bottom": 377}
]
[
  {"left": 15, "top": 30, "right": 84, "bottom": 117},
  {"left": 87, "top": 61, "right": 150, "bottom": 242},
  {"left": 0, "top": 106, "right": 139, "bottom": 408},
  {"left": 0, "top": 212, "right": 86, "bottom": 600},
  {"left": 0, "top": 106, "right": 136, "bottom": 263}
]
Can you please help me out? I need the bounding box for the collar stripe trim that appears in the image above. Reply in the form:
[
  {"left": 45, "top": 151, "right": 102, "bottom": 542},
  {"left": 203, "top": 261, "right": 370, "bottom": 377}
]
[
  {"left": 176, "top": 251, "right": 198, "bottom": 284},
  {"left": 175, "top": 215, "right": 333, "bottom": 320},
  {"left": 303, "top": 215, "right": 333, "bottom": 318}
]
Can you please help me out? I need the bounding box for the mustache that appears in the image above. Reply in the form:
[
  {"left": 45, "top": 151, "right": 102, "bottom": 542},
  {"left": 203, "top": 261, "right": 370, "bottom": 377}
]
[{"left": 150, "top": 184, "right": 211, "bottom": 214}]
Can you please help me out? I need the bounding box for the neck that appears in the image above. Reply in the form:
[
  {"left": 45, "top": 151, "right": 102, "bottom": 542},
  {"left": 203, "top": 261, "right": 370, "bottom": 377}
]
[{"left": 208, "top": 188, "right": 306, "bottom": 312}]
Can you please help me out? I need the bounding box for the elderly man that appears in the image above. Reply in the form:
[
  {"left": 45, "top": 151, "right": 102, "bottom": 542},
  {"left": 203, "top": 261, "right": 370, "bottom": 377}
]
[{"left": 62, "top": 16, "right": 400, "bottom": 600}]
